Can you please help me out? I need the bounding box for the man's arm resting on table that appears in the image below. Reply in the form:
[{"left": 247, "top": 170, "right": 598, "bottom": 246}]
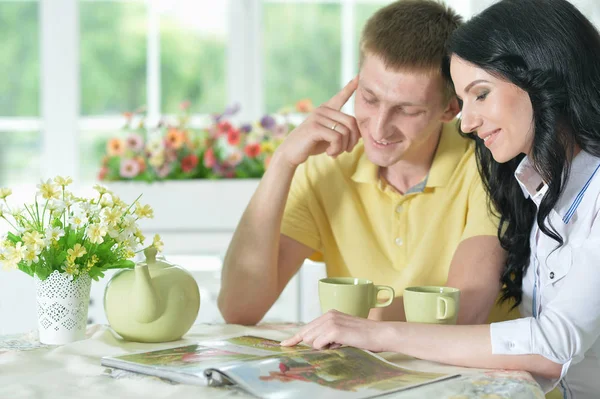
[
  {"left": 369, "top": 235, "right": 505, "bottom": 324},
  {"left": 217, "top": 153, "right": 313, "bottom": 325},
  {"left": 219, "top": 231, "right": 313, "bottom": 325}
]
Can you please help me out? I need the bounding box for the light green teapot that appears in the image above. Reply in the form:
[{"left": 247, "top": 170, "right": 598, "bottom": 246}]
[{"left": 104, "top": 247, "right": 200, "bottom": 343}]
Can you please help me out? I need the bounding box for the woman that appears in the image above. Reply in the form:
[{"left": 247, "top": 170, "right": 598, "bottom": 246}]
[{"left": 281, "top": 0, "right": 600, "bottom": 397}]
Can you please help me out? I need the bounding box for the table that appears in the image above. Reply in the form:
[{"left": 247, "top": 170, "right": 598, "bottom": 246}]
[{"left": 0, "top": 324, "right": 545, "bottom": 399}]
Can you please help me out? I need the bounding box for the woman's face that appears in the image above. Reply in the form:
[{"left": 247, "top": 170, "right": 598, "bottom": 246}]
[{"left": 450, "top": 55, "right": 535, "bottom": 163}]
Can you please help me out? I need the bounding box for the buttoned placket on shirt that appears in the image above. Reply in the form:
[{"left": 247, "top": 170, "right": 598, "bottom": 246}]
[
  {"left": 530, "top": 184, "right": 548, "bottom": 320},
  {"left": 379, "top": 174, "right": 428, "bottom": 271},
  {"left": 528, "top": 186, "right": 571, "bottom": 398}
]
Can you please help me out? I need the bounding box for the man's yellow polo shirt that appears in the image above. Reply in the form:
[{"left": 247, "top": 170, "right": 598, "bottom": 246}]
[{"left": 281, "top": 122, "right": 517, "bottom": 322}]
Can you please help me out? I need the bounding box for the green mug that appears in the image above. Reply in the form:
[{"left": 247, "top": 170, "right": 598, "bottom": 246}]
[
  {"left": 403, "top": 286, "right": 460, "bottom": 324},
  {"left": 319, "top": 277, "right": 395, "bottom": 318}
]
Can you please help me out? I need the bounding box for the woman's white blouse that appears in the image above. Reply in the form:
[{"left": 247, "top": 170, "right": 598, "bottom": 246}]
[{"left": 490, "top": 151, "right": 600, "bottom": 398}]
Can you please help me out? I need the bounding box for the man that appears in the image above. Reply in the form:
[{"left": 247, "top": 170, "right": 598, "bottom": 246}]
[{"left": 219, "top": 0, "right": 515, "bottom": 325}]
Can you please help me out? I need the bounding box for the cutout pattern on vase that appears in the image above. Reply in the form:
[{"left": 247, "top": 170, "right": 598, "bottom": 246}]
[{"left": 34, "top": 270, "right": 92, "bottom": 344}]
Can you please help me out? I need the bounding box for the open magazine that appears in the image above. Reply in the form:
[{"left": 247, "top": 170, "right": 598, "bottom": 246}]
[{"left": 101, "top": 335, "right": 459, "bottom": 399}]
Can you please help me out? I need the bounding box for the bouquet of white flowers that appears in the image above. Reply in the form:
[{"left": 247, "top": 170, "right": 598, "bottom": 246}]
[{"left": 0, "top": 176, "right": 163, "bottom": 281}]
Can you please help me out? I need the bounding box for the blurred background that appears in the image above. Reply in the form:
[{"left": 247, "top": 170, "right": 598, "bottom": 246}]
[{"left": 0, "top": 0, "right": 598, "bottom": 333}]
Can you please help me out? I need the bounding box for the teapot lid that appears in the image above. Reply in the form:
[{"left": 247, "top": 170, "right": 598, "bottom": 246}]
[{"left": 141, "top": 247, "right": 173, "bottom": 268}]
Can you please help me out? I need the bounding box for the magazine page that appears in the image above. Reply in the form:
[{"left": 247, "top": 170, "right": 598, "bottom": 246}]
[
  {"left": 100, "top": 335, "right": 313, "bottom": 386},
  {"left": 196, "top": 335, "right": 314, "bottom": 356},
  {"left": 208, "top": 346, "right": 459, "bottom": 399}
]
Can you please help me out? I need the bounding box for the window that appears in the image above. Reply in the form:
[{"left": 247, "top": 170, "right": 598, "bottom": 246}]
[{"left": 0, "top": 0, "right": 480, "bottom": 185}]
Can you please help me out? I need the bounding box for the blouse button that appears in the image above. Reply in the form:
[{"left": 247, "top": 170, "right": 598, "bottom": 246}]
[{"left": 549, "top": 272, "right": 555, "bottom": 279}]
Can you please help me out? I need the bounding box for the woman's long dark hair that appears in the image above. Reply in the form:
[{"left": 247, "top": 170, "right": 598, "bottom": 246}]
[{"left": 442, "top": 0, "right": 600, "bottom": 307}]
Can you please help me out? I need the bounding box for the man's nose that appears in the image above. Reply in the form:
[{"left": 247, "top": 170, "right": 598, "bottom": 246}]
[{"left": 371, "top": 108, "right": 390, "bottom": 141}]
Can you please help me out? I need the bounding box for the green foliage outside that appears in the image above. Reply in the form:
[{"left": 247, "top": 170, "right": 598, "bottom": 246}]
[{"left": 263, "top": 3, "right": 341, "bottom": 113}]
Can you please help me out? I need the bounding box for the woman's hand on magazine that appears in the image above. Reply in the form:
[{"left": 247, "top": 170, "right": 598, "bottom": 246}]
[{"left": 280, "top": 310, "right": 390, "bottom": 352}]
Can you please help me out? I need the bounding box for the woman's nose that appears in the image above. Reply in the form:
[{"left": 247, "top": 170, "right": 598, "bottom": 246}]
[{"left": 460, "top": 107, "right": 481, "bottom": 134}]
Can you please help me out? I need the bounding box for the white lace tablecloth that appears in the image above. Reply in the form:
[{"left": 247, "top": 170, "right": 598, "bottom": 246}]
[{"left": 0, "top": 324, "right": 545, "bottom": 399}]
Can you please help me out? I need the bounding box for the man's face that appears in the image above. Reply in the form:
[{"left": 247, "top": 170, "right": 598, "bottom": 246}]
[{"left": 354, "top": 54, "right": 457, "bottom": 167}]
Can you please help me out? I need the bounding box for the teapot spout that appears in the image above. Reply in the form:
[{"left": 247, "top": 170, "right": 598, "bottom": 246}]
[{"left": 132, "top": 264, "right": 161, "bottom": 323}]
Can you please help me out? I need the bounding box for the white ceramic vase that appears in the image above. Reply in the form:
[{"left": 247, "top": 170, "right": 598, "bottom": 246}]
[{"left": 34, "top": 270, "right": 91, "bottom": 345}]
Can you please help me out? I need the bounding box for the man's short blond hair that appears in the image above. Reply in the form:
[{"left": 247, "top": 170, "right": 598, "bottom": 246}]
[{"left": 359, "top": 0, "right": 462, "bottom": 101}]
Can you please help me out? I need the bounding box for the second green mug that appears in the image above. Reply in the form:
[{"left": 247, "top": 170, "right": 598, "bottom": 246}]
[
  {"left": 403, "top": 286, "right": 460, "bottom": 324},
  {"left": 319, "top": 277, "right": 395, "bottom": 318}
]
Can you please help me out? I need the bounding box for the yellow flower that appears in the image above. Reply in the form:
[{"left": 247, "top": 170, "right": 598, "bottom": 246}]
[
  {"left": 2, "top": 242, "right": 26, "bottom": 270},
  {"left": 152, "top": 234, "right": 164, "bottom": 252},
  {"left": 260, "top": 141, "right": 275, "bottom": 154},
  {"left": 134, "top": 204, "right": 154, "bottom": 219},
  {"left": 87, "top": 223, "right": 107, "bottom": 244},
  {"left": 107, "top": 227, "right": 121, "bottom": 240},
  {"left": 37, "top": 179, "right": 60, "bottom": 200},
  {"left": 99, "top": 195, "right": 113, "bottom": 208},
  {"left": 0, "top": 188, "right": 12, "bottom": 199},
  {"left": 93, "top": 184, "right": 109, "bottom": 195},
  {"left": 53, "top": 176, "right": 73, "bottom": 187},
  {"left": 23, "top": 248, "right": 39, "bottom": 266},
  {"left": 62, "top": 260, "right": 80, "bottom": 277},
  {"left": 134, "top": 227, "right": 145, "bottom": 243},
  {"left": 67, "top": 243, "right": 87, "bottom": 262},
  {"left": 102, "top": 208, "right": 121, "bottom": 226},
  {"left": 68, "top": 214, "right": 87, "bottom": 229},
  {"left": 112, "top": 195, "right": 127, "bottom": 209},
  {"left": 1, "top": 255, "right": 19, "bottom": 271},
  {"left": 149, "top": 152, "right": 165, "bottom": 168},
  {"left": 86, "top": 255, "right": 99, "bottom": 271},
  {"left": 45, "top": 227, "right": 65, "bottom": 244},
  {"left": 22, "top": 231, "right": 45, "bottom": 251}
]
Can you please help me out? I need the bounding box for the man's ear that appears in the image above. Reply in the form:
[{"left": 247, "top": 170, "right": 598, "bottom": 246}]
[{"left": 440, "top": 96, "right": 460, "bottom": 123}]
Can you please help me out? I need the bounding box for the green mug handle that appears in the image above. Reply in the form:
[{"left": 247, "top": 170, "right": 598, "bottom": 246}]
[
  {"left": 437, "top": 296, "right": 456, "bottom": 320},
  {"left": 374, "top": 285, "right": 395, "bottom": 308}
]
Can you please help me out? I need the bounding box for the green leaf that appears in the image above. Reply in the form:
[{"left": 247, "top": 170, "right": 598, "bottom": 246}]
[
  {"left": 107, "top": 156, "right": 121, "bottom": 171},
  {"left": 104, "top": 259, "right": 135, "bottom": 269},
  {"left": 66, "top": 230, "right": 77, "bottom": 248},
  {"left": 34, "top": 263, "right": 51, "bottom": 280},
  {"left": 6, "top": 232, "right": 20, "bottom": 244},
  {"left": 88, "top": 268, "right": 105, "bottom": 281},
  {"left": 55, "top": 251, "right": 66, "bottom": 265},
  {"left": 17, "top": 262, "right": 33, "bottom": 277}
]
